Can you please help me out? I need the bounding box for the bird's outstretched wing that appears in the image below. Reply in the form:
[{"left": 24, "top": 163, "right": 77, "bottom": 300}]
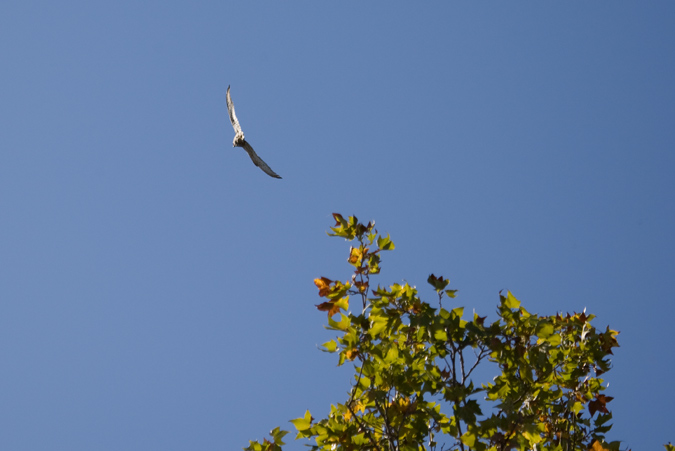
[
  {"left": 226, "top": 85, "right": 243, "bottom": 137},
  {"left": 226, "top": 86, "right": 282, "bottom": 179},
  {"left": 241, "top": 140, "right": 282, "bottom": 179}
]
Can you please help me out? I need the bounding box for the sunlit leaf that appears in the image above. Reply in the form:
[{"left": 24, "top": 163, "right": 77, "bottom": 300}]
[
  {"left": 535, "top": 320, "right": 554, "bottom": 338},
  {"left": 590, "top": 440, "right": 614, "bottom": 451},
  {"left": 327, "top": 313, "right": 350, "bottom": 331},
  {"left": 348, "top": 246, "right": 363, "bottom": 266},
  {"left": 377, "top": 234, "right": 395, "bottom": 251},
  {"left": 345, "top": 348, "right": 360, "bottom": 361},
  {"left": 289, "top": 410, "right": 313, "bottom": 431},
  {"left": 313, "top": 277, "right": 333, "bottom": 297},
  {"left": 460, "top": 431, "right": 477, "bottom": 447},
  {"left": 433, "top": 329, "right": 448, "bottom": 341},
  {"left": 545, "top": 333, "right": 561, "bottom": 346},
  {"left": 320, "top": 340, "right": 337, "bottom": 352},
  {"left": 335, "top": 297, "right": 349, "bottom": 310},
  {"left": 504, "top": 291, "right": 521, "bottom": 308},
  {"left": 369, "top": 315, "right": 387, "bottom": 338}
]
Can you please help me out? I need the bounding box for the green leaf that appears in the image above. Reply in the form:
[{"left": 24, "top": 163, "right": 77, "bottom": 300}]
[
  {"left": 445, "top": 289, "right": 458, "bottom": 298},
  {"left": 545, "top": 333, "right": 561, "bottom": 346},
  {"left": 451, "top": 306, "right": 464, "bottom": 319},
  {"left": 522, "top": 425, "right": 543, "bottom": 445},
  {"left": 243, "top": 441, "right": 263, "bottom": 451},
  {"left": 289, "top": 417, "right": 310, "bottom": 432},
  {"left": 595, "top": 412, "right": 613, "bottom": 426},
  {"left": 290, "top": 411, "right": 313, "bottom": 431},
  {"left": 327, "top": 313, "right": 350, "bottom": 331},
  {"left": 572, "top": 401, "right": 584, "bottom": 415},
  {"left": 384, "top": 345, "right": 399, "bottom": 364},
  {"left": 368, "top": 314, "right": 387, "bottom": 338},
  {"left": 320, "top": 340, "right": 337, "bottom": 352},
  {"left": 353, "top": 433, "right": 369, "bottom": 445},
  {"left": 456, "top": 399, "right": 482, "bottom": 422},
  {"left": 335, "top": 297, "right": 349, "bottom": 310},
  {"left": 377, "top": 234, "right": 395, "bottom": 251},
  {"left": 368, "top": 254, "right": 381, "bottom": 274},
  {"left": 269, "top": 427, "right": 289, "bottom": 445},
  {"left": 535, "top": 320, "right": 554, "bottom": 338},
  {"left": 460, "top": 431, "right": 477, "bottom": 447},
  {"left": 427, "top": 274, "right": 450, "bottom": 291},
  {"left": 504, "top": 291, "right": 521, "bottom": 308}
]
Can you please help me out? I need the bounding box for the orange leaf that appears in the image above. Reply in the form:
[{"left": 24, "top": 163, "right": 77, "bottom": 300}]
[
  {"left": 590, "top": 440, "right": 612, "bottom": 451},
  {"left": 345, "top": 348, "right": 360, "bottom": 361},
  {"left": 314, "top": 277, "right": 333, "bottom": 297},
  {"left": 354, "top": 281, "right": 369, "bottom": 293}
]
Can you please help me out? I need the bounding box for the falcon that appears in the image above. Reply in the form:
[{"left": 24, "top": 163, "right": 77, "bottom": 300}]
[{"left": 226, "top": 86, "right": 282, "bottom": 179}]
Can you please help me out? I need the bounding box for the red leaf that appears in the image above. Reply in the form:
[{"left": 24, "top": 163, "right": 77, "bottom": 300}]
[
  {"left": 588, "top": 394, "right": 613, "bottom": 416},
  {"left": 315, "top": 301, "right": 340, "bottom": 317}
]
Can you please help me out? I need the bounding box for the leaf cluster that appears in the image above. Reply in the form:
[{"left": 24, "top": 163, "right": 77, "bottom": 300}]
[{"left": 245, "top": 214, "right": 628, "bottom": 451}]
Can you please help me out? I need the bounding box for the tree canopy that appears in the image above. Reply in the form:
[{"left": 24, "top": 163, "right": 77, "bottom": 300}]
[{"left": 244, "top": 214, "right": 631, "bottom": 451}]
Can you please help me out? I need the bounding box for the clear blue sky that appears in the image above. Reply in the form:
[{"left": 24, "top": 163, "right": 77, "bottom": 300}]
[{"left": 1, "top": 2, "right": 673, "bottom": 450}]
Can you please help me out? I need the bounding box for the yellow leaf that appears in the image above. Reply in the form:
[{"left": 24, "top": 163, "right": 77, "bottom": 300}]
[{"left": 348, "top": 246, "right": 363, "bottom": 266}]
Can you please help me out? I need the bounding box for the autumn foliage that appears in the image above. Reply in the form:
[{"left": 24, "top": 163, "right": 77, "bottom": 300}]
[{"left": 245, "top": 214, "right": 628, "bottom": 451}]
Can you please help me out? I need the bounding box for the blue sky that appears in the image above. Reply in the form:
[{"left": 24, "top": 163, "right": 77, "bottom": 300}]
[{"left": 1, "top": 1, "right": 674, "bottom": 450}]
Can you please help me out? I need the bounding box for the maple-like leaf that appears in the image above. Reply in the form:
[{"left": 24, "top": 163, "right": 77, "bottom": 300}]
[
  {"left": 314, "top": 277, "right": 333, "bottom": 297},
  {"left": 600, "top": 327, "right": 620, "bottom": 354},
  {"left": 332, "top": 213, "right": 346, "bottom": 227},
  {"left": 427, "top": 274, "right": 450, "bottom": 291},
  {"left": 589, "top": 394, "right": 614, "bottom": 416},
  {"left": 316, "top": 301, "right": 341, "bottom": 317}
]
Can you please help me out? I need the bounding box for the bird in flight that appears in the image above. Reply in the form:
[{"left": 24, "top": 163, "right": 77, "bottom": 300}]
[{"left": 226, "top": 86, "right": 282, "bottom": 179}]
